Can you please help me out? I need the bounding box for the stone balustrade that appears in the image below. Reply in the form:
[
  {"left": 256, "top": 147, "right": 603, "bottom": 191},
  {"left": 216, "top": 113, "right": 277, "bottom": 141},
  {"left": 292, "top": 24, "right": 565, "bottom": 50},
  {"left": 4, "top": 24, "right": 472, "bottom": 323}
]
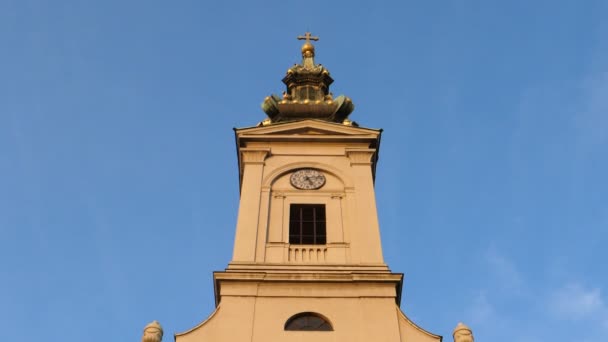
[{"left": 288, "top": 245, "right": 327, "bottom": 262}]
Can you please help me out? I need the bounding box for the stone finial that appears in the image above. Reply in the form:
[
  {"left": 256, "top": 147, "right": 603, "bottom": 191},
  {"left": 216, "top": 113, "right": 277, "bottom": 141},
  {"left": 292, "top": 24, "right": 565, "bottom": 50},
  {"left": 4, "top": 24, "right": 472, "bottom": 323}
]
[
  {"left": 453, "top": 322, "right": 474, "bottom": 342},
  {"left": 142, "top": 320, "right": 163, "bottom": 342}
]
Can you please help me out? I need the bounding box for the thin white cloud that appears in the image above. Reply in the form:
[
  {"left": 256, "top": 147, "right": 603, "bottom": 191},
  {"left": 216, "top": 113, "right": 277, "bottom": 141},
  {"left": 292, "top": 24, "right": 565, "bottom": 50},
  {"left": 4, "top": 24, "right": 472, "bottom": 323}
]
[
  {"left": 577, "top": 71, "right": 608, "bottom": 148},
  {"left": 469, "top": 291, "right": 494, "bottom": 325},
  {"left": 485, "top": 247, "right": 524, "bottom": 293},
  {"left": 549, "top": 283, "right": 608, "bottom": 326}
]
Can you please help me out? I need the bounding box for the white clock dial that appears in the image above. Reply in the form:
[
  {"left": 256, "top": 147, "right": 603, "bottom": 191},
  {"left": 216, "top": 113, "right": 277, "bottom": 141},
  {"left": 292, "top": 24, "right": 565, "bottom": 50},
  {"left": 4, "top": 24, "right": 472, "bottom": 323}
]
[{"left": 290, "top": 169, "right": 326, "bottom": 190}]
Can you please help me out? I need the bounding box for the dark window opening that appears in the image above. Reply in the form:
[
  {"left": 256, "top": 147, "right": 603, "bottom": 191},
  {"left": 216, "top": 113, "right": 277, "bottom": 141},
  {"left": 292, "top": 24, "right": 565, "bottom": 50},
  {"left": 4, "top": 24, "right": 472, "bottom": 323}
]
[
  {"left": 289, "top": 204, "right": 326, "bottom": 245},
  {"left": 284, "top": 312, "right": 333, "bottom": 331}
]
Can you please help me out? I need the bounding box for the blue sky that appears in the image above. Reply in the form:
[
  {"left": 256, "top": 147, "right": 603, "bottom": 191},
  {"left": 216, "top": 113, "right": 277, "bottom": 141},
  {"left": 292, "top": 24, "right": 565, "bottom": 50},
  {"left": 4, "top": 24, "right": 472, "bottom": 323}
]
[{"left": 1, "top": 1, "right": 607, "bottom": 341}]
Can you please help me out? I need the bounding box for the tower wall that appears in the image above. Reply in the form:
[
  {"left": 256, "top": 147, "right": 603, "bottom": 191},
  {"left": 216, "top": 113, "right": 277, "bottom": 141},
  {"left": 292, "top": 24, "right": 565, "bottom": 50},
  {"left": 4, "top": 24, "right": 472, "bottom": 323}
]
[{"left": 230, "top": 123, "right": 386, "bottom": 269}]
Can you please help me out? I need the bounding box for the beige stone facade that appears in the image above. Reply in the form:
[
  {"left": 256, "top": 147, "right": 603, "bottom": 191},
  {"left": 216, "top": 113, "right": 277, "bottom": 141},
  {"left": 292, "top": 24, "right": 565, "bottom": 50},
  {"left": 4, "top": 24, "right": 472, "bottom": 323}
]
[{"left": 174, "top": 120, "right": 442, "bottom": 342}]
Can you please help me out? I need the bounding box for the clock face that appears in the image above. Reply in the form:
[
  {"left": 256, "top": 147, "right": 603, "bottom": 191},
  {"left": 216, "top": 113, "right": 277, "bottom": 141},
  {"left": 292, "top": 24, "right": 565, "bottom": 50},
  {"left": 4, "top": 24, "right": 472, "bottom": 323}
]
[{"left": 290, "top": 169, "right": 326, "bottom": 190}]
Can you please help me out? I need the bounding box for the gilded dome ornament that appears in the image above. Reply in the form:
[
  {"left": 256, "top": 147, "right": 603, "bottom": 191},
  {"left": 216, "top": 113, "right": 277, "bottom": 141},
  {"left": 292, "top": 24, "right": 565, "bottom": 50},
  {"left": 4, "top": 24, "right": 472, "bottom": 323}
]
[
  {"left": 259, "top": 32, "right": 356, "bottom": 126},
  {"left": 298, "top": 31, "right": 318, "bottom": 59}
]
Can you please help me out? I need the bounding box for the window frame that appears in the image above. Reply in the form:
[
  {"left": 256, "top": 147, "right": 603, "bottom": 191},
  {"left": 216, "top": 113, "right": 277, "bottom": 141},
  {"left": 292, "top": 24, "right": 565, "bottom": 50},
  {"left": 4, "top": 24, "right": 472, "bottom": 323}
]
[
  {"left": 289, "top": 204, "right": 326, "bottom": 245},
  {"left": 284, "top": 312, "right": 333, "bottom": 331}
]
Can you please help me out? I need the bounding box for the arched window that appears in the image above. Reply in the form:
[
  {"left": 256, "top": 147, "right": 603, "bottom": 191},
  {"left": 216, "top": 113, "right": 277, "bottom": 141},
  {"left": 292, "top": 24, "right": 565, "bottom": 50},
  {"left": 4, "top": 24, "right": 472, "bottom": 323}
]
[{"left": 284, "top": 312, "right": 333, "bottom": 331}]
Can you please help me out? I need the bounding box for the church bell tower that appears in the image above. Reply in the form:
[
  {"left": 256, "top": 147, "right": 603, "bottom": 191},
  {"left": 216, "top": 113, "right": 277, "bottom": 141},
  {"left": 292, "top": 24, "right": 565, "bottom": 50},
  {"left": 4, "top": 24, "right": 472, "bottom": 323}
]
[{"left": 142, "top": 33, "right": 474, "bottom": 342}]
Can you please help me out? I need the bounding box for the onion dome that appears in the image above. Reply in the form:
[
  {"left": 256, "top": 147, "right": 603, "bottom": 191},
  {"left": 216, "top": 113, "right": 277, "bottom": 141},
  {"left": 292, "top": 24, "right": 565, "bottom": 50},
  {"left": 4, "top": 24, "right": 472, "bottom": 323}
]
[{"left": 260, "top": 32, "right": 355, "bottom": 126}]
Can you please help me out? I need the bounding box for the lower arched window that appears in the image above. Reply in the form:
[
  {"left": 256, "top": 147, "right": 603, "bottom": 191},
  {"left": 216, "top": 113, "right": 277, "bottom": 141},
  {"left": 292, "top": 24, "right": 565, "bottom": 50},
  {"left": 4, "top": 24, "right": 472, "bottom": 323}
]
[{"left": 284, "top": 312, "right": 333, "bottom": 331}]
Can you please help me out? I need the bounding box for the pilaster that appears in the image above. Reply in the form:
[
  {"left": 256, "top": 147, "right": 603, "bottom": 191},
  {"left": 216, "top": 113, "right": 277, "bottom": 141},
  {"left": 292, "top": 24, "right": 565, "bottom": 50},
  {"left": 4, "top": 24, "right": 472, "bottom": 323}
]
[
  {"left": 345, "top": 148, "right": 384, "bottom": 264},
  {"left": 232, "top": 148, "right": 270, "bottom": 262}
]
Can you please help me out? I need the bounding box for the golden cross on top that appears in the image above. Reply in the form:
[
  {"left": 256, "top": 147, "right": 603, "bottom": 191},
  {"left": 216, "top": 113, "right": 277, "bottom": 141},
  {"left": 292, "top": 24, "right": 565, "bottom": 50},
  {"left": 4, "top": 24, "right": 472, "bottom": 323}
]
[{"left": 297, "top": 32, "right": 319, "bottom": 43}]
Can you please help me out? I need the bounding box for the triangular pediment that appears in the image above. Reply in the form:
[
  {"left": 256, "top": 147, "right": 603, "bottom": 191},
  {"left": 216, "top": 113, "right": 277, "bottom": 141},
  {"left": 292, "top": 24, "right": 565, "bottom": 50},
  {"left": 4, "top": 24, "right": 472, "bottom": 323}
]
[{"left": 236, "top": 119, "right": 381, "bottom": 137}]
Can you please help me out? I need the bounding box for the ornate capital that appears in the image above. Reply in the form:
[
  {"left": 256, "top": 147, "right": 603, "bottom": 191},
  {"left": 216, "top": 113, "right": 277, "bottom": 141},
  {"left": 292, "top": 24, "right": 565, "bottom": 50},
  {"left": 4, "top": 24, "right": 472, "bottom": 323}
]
[
  {"left": 345, "top": 148, "right": 375, "bottom": 166},
  {"left": 241, "top": 148, "right": 271, "bottom": 165}
]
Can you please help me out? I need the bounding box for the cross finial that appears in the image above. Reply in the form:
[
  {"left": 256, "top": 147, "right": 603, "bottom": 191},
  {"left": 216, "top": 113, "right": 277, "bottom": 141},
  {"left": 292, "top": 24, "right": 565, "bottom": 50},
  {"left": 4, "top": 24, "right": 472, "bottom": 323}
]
[{"left": 297, "top": 32, "right": 319, "bottom": 43}]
